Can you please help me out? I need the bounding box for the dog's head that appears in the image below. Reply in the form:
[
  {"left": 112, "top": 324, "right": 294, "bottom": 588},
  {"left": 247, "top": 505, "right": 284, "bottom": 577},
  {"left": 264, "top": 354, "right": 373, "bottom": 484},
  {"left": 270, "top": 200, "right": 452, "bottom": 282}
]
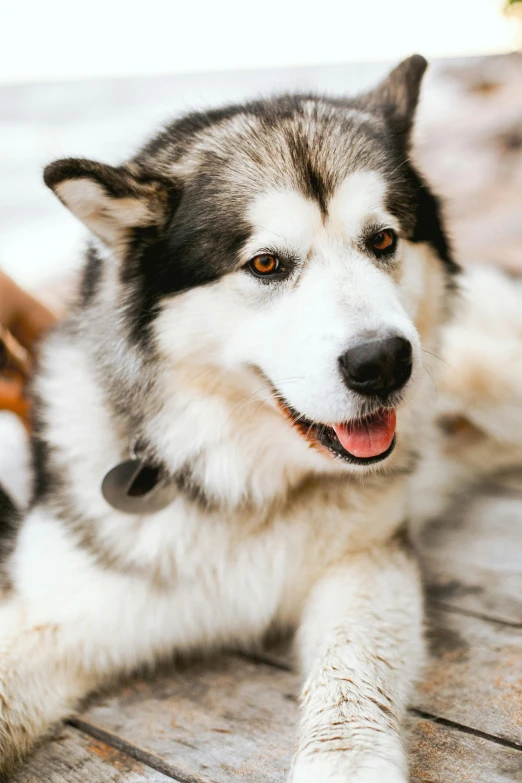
[{"left": 44, "top": 56, "right": 458, "bottom": 496}]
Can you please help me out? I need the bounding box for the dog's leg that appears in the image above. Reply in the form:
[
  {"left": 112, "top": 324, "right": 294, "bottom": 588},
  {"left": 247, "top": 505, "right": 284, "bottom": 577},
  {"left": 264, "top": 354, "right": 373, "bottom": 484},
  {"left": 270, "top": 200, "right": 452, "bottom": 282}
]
[
  {"left": 291, "top": 541, "right": 424, "bottom": 783},
  {"left": 0, "top": 511, "right": 178, "bottom": 775}
]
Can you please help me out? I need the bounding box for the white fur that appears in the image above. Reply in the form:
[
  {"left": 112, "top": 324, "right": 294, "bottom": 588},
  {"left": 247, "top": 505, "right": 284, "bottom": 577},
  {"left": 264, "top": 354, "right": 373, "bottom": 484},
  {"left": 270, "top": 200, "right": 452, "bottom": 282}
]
[{"left": 329, "top": 170, "right": 401, "bottom": 237}]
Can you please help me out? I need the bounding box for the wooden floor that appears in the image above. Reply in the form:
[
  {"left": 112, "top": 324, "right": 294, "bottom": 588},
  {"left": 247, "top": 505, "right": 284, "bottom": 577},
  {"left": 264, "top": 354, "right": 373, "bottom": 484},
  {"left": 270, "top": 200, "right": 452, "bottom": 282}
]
[
  {"left": 3, "top": 53, "right": 522, "bottom": 782},
  {"left": 7, "top": 475, "right": 522, "bottom": 782}
]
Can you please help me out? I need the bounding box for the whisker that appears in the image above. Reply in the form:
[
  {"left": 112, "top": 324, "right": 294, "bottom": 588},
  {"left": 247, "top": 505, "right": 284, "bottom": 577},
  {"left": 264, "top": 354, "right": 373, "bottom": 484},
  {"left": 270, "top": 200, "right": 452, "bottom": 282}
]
[
  {"left": 250, "top": 389, "right": 301, "bottom": 419},
  {"left": 387, "top": 157, "right": 412, "bottom": 178},
  {"left": 256, "top": 224, "right": 288, "bottom": 241},
  {"left": 423, "top": 365, "right": 438, "bottom": 397},
  {"left": 305, "top": 422, "right": 315, "bottom": 440},
  {"left": 290, "top": 411, "right": 307, "bottom": 427},
  {"left": 252, "top": 399, "right": 270, "bottom": 418},
  {"left": 232, "top": 392, "right": 283, "bottom": 417},
  {"left": 229, "top": 377, "right": 302, "bottom": 418},
  {"left": 422, "top": 349, "right": 458, "bottom": 374}
]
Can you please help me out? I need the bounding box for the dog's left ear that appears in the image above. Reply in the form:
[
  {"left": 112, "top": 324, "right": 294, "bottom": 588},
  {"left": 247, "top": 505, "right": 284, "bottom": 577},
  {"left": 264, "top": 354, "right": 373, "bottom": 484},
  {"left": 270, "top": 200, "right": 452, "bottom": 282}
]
[
  {"left": 44, "top": 158, "right": 175, "bottom": 252},
  {"left": 363, "top": 54, "right": 428, "bottom": 135}
]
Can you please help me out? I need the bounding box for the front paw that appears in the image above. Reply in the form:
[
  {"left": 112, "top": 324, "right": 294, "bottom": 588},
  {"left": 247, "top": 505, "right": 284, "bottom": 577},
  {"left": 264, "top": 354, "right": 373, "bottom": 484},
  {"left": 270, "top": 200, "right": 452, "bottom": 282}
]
[{"left": 290, "top": 756, "right": 408, "bottom": 783}]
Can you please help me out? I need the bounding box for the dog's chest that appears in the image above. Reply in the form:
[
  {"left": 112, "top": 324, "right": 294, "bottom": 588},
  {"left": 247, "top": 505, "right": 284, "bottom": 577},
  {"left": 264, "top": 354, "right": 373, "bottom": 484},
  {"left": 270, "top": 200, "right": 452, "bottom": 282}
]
[
  {"left": 13, "top": 470, "right": 407, "bottom": 654},
  {"left": 105, "top": 500, "right": 313, "bottom": 630},
  {"left": 13, "top": 502, "right": 302, "bottom": 649},
  {"left": 94, "top": 479, "right": 408, "bottom": 634}
]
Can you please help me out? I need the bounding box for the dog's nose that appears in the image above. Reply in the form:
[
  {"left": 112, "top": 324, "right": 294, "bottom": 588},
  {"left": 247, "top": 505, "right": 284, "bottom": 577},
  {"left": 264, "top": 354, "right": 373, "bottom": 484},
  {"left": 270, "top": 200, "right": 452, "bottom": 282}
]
[{"left": 339, "top": 336, "right": 413, "bottom": 398}]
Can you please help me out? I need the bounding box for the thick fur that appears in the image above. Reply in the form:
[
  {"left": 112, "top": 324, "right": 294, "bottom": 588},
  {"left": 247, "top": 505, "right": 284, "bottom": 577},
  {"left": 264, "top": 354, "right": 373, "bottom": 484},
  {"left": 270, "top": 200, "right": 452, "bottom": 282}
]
[{"left": 1, "top": 56, "right": 461, "bottom": 781}]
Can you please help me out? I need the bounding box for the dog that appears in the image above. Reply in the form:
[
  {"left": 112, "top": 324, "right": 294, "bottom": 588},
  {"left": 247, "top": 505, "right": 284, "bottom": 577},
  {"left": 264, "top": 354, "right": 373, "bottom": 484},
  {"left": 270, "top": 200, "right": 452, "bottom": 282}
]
[{"left": 0, "top": 55, "right": 462, "bottom": 781}]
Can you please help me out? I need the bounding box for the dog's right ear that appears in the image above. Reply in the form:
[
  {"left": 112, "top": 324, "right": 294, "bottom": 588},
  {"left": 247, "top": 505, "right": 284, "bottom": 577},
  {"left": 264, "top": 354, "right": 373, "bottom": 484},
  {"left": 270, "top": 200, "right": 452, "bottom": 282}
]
[{"left": 44, "top": 158, "right": 177, "bottom": 252}]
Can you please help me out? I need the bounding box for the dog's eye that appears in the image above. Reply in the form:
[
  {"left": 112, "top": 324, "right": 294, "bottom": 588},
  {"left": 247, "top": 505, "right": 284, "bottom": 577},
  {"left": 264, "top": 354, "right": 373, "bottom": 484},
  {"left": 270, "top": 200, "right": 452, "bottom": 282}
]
[
  {"left": 249, "top": 254, "right": 281, "bottom": 277},
  {"left": 370, "top": 229, "right": 397, "bottom": 255}
]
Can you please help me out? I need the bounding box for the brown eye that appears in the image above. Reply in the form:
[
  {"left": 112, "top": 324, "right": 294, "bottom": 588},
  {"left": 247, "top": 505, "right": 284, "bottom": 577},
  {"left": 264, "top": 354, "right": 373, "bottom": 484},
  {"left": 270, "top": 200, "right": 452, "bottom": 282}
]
[
  {"left": 249, "top": 254, "right": 280, "bottom": 277},
  {"left": 370, "top": 229, "right": 397, "bottom": 255}
]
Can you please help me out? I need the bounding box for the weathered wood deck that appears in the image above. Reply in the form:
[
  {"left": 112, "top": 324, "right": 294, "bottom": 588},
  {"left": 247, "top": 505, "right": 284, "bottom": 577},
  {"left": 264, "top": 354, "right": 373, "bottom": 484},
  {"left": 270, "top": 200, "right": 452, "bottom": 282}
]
[{"left": 2, "top": 53, "right": 522, "bottom": 782}]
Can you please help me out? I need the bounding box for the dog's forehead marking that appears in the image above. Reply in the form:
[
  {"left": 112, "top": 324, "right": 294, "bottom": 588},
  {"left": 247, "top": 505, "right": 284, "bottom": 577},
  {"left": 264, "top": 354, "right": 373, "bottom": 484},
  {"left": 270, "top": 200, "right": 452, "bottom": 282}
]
[
  {"left": 246, "top": 171, "right": 395, "bottom": 257},
  {"left": 246, "top": 189, "right": 323, "bottom": 256},
  {"left": 328, "top": 170, "right": 394, "bottom": 233}
]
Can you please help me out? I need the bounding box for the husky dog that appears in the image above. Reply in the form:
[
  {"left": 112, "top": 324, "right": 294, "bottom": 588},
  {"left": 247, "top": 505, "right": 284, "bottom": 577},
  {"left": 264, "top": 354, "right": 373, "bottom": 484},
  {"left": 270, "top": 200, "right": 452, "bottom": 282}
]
[{"left": 0, "top": 55, "right": 460, "bottom": 781}]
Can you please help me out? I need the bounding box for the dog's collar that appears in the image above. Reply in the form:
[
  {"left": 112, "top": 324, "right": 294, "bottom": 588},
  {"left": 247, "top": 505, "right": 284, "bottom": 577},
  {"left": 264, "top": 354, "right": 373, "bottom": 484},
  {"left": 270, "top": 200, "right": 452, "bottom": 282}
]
[{"left": 101, "top": 439, "right": 177, "bottom": 514}]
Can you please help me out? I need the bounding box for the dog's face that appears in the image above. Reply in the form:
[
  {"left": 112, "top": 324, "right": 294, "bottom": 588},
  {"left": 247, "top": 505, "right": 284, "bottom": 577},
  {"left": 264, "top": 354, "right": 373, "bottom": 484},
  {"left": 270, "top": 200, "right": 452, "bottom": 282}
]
[{"left": 44, "top": 56, "right": 458, "bottom": 480}]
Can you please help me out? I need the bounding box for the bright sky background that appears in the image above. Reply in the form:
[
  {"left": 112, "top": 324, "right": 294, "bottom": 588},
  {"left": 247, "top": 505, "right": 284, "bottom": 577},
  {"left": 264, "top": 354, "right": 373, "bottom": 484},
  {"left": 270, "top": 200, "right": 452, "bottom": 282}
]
[
  {"left": 1, "top": 0, "right": 520, "bottom": 287},
  {"left": 1, "top": 0, "right": 520, "bottom": 84}
]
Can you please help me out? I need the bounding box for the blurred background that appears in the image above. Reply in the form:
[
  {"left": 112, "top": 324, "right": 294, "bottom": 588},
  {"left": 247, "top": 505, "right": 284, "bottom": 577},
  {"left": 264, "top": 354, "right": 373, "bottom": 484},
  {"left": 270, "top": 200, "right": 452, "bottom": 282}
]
[
  {"left": 1, "top": 0, "right": 521, "bottom": 291},
  {"left": 2, "top": 0, "right": 521, "bottom": 83}
]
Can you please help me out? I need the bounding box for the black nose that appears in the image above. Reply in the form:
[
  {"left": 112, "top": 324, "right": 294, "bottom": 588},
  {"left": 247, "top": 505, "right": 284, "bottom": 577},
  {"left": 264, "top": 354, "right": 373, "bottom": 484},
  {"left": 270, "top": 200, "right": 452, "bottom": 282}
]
[{"left": 339, "top": 336, "right": 413, "bottom": 398}]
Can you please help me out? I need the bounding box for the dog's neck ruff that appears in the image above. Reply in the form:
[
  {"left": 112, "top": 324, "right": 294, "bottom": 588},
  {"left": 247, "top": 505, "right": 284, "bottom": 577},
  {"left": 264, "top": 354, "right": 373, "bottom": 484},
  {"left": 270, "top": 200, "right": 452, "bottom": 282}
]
[{"left": 101, "top": 439, "right": 177, "bottom": 514}]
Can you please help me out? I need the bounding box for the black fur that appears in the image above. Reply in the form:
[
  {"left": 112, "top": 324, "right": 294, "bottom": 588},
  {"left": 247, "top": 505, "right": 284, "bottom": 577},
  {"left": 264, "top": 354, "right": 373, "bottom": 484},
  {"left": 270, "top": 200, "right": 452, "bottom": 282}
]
[
  {"left": 30, "top": 431, "right": 53, "bottom": 506},
  {"left": 0, "top": 484, "right": 19, "bottom": 587},
  {"left": 410, "top": 171, "right": 460, "bottom": 277},
  {"left": 118, "top": 176, "right": 252, "bottom": 339},
  {"left": 29, "top": 392, "right": 63, "bottom": 508},
  {"left": 80, "top": 245, "right": 103, "bottom": 306},
  {"left": 362, "top": 54, "right": 428, "bottom": 135}
]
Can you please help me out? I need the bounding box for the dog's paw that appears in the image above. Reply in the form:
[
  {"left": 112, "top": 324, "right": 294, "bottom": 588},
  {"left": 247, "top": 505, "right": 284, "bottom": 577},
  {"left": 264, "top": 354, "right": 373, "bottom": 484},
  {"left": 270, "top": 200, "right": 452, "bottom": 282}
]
[{"left": 290, "top": 756, "right": 408, "bottom": 783}]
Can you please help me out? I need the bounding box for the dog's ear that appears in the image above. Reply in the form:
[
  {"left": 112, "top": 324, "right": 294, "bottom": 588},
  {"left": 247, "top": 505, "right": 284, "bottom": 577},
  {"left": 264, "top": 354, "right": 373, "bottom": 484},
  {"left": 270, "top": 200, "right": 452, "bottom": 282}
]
[
  {"left": 44, "top": 158, "right": 176, "bottom": 251},
  {"left": 363, "top": 54, "right": 428, "bottom": 135}
]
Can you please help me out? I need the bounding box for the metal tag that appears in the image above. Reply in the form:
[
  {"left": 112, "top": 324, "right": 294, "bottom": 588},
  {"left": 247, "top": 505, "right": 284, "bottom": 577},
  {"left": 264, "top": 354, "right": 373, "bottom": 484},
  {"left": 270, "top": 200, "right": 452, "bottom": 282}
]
[{"left": 101, "top": 457, "right": 177, "bottom": 514}]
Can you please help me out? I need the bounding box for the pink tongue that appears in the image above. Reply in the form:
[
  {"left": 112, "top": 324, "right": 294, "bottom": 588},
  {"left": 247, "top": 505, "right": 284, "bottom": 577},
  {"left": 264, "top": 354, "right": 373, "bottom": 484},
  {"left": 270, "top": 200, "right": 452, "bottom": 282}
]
[{"left": 333, "top": 410, "right": 396, "bottom": 458}]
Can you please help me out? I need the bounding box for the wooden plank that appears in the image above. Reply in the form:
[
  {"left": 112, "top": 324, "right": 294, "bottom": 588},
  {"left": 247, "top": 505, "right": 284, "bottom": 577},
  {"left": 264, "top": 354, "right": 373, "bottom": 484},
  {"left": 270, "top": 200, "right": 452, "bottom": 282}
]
[
  {"left": 75, "top": 653, "right": 522, "bottom": 783},
  {"left": 425, "top": 556, "right": 522, "bottom": 627},
  {"left": 420, "top": 479, "right": 522, "bottom": 624},
  {"left": 80, "top": 656, "right": 296, "bottom": 783},
  {"left": 409, "top": 717, "right": 522, "bottom": 783},
  {"left": 420, "top": 607, "right": 522, "bottom": 745},
  {"left": 8, "top": 726, "right": 176, "bottom": 783}
]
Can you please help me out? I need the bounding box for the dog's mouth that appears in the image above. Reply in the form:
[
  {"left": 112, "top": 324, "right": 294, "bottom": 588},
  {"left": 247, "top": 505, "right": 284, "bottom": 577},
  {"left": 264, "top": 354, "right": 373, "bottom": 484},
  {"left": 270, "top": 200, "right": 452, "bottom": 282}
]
[{"left": 278, "top": 399, "right": 397, "bottom": 466}]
